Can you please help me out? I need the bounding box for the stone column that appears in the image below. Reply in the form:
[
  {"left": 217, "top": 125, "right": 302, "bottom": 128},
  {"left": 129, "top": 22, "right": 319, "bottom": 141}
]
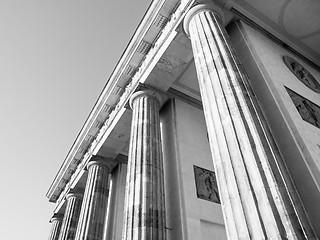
[
  {"left": 58, "top": 193, "right": 83, "bottom": 240},
  {"left": 105, "top": 163, "right": 127, "bottom": 240},
  {"left": 74, "top": 157, "right": 115, "bottom": 240},
  {"left": 48, "top": 214, "right": 63, "bottom": 240},
  {"left": 184, "top": 4, "right": 317, "bottom": 240},
  {"left": 122, "top": 90, "right": 166, "bottom": 240}
]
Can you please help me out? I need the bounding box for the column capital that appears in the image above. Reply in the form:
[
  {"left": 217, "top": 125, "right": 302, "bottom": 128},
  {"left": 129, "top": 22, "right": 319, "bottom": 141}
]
[
  {"left": 185, "top": 7, "right": 318, "bottom": 238},
  {"left": 75, "top": 156, "right": 111, "bottom": 240},
  {"left": 129, "top": 90, "right": 163, "bottom": 109},
  {"left": 183, "top": 3, "right": 226, "bottom": 37},
  {"left": 49, "top": 214, "right": 63, "bottom": 223},
  {"left": 86, "top": 155, "right": 117, "bottom": 172},
  {"left": 66, "top": 192, "right": 83, "bottom": 201},
  {"left": 123, "top": 85, "right": 166, "bottom": 239}
]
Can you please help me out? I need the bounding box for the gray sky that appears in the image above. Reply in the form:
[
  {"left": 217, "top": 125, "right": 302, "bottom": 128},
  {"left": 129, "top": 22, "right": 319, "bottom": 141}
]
[{"left": 0, "top": 0, "right": 151, "bottom": 239}]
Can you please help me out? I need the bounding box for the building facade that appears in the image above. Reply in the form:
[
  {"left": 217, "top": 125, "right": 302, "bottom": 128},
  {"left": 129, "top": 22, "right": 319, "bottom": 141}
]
[{"left": 46, "top": 0, "right": 320, "bottom": 239}]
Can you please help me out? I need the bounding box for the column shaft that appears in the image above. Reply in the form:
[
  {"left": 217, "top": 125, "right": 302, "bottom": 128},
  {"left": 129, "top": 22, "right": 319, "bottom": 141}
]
[
  {"left": 74, "top": 159, "right": 111, "bottom": 240},
  {"left": 185, "top": 5, "right": 317, "bottom": 240},
  {"left": 122, "top": 90, "right": 166, "bottom": 240},
  {"left": 58, "top": 193, "right": 82, "bottom": 240},
  {"left": 48, "top": 216, "right": 63, "bottom": 240}
]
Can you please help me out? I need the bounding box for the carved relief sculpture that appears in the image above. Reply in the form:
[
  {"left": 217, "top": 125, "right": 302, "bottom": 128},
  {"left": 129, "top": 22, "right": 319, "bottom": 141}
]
[
  {"left": 193, "top": 165, "right": 220, "bottom": 203},
  {"left": 157, "top": 53, "right": 185, "bottom": 76},
  {"left": 283, "top": 56, "right": 320, "bottom": 93},
  {"left": 286, "top": 87, "right": 320, "bottom": 128}
]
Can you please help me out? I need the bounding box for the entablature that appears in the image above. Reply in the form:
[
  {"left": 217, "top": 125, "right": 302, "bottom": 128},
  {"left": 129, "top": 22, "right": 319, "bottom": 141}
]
[
  {"left": 47, "top": 0, "right": 320, "bottom": 205},
  {"left": 46, "top": 0, "right": 197, "bottom": 203}
]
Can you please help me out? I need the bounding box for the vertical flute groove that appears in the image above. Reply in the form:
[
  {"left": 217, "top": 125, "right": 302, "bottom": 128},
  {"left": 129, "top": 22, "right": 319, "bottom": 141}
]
[
  {"left": 75, "top": 159, "right": 111, "bottom": 240},
  {"left": 122, "top": 90, "right": 166, "bottom": 240},
  {"left": 184, "top": 4, "right": 318, "bottom": 240},
  {"left": 58, "top": 194, "right": 82, "bottom": 240},
  {"left": 48, "top": 217, "right": 63, "bottom": 240}
]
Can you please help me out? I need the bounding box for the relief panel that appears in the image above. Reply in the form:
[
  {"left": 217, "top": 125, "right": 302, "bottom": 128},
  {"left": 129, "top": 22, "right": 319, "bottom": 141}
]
[
  {"left": 283, "top": 56, "right": 320, "bottom": 93},
  {"left": 193, "top": 165, "right": 220, "bottom": 204},
  {"left": 286, "top": 87, "right": 320, "bottom": 129}
]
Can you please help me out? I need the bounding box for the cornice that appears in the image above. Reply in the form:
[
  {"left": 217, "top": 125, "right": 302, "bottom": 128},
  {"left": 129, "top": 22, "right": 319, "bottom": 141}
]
[
  {"left": 46, "top": 0, "right": 168, "bottom": 202},
  {"left": 46, "top": 0, "right": 196, "bottom": 203}
]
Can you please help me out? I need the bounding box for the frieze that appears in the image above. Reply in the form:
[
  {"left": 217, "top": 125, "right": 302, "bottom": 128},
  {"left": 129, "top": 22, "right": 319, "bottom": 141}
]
[
  {"left": 286, "top": 87, "right": 320, "bottom": 128},
  {"left": 72, "top": 159, "right": 80, "bottom": 165},
  {"left": 52, "top": 0, "right": 194, "bottom": 203},
  {"left": 194, "top": 165, "right": 220, "bottom": 203},
  {"left": 87, "top": 0, "right": 191, "bottom": 155}
]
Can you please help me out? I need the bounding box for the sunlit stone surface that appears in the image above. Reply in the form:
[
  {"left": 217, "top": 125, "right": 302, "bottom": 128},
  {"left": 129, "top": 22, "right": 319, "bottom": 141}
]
[
  {"left": 58, "top": 193, "right": 83, "bottom": 240},
  {"left": 122, "top": 90, "right": 166, "bottom": 240},
  {"left": 75, "top": 158, "right": 115, "bottom": 240},
  {"left": 48, "top": 215, "right": 63, "bottom": 240}
]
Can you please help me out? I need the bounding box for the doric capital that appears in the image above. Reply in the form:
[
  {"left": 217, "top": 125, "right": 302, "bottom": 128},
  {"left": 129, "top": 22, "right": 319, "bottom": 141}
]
[
  {"left": 129, "top": 90, "right": 163, "bottom": 110},
  {"left": 86, "top": 155, "right": 117, "bottom": 172},
  {"left": 66, "top": 192, "right": 83, "bottom": 201},
  {"left": 49, "top": 213, "right": 63, "bottom": 223},
  {"left": 183, "top": 3, "right": 226, "bottom": 37}
]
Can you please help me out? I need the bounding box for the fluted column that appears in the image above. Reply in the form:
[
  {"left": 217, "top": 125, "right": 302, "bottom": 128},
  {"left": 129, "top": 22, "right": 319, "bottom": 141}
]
[
  {"left": 184, "top": 4, "right": 317, "bottom": 240},
  {"left": 58, "top": 193, "right": 83, "bottom": 240},
  {"left": 122, "top": 90, "right": 166, "bottom": 240},
  {"left": 75, "top": 157, "right": 115, "bottom": 240},
  {"left": 48, "top": 214, "right": 63, "bottom": 240}
]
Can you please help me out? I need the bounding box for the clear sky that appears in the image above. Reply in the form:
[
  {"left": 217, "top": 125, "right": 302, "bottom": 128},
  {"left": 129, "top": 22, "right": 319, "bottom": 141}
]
[{"left": 0, "top": 0, "right": 151, "bottom": 239}]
